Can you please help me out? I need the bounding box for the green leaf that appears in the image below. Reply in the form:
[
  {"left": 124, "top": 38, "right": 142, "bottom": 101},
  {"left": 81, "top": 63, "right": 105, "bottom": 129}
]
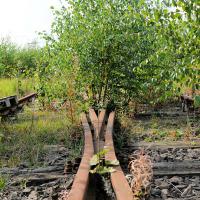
[
  {"left": 96, "top": 149, "right": 109, "bottom": 158},
  {"left": 90, "top": 154, "right": 99, "bottom": 166},
  {"left": 90, "top": 166, "right": 116, "bottom": 174},
  {"left": 194, "top": 95, "right": 200, "bottom": 108},
  {"left": 105, "top": 159, "right": 119, "bottom": 166}
]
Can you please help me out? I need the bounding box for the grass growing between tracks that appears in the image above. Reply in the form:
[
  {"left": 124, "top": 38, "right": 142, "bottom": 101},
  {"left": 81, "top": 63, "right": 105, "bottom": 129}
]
[
  {"left": 0, "top": 107, "right": 83, "bottom": 168},
  {"left": 0, "top": 175, "right": 8, "bottom": 191}
]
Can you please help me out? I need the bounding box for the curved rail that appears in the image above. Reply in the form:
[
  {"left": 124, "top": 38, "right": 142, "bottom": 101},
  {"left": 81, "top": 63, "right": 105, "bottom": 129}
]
[
  {"left": 89, "top": 109, "right": 106, "bottom": 153},
  {"left": 67, "top": 113, "right": 94, "bottom": 200},
  {"left": 89, "top": 109, "right": 106, "bottom": 138},
  {"left": 105, "top": 111, "right": 133, "bottom": 200},
  {"left": 67, "top": 109, "right": 133, "bottom": 200}
]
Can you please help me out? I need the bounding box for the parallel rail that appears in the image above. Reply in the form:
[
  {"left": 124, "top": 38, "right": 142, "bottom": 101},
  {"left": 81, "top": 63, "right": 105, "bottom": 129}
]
[
  {"left": 67, "top": 113, "right": 94, "bottom": 200},
  {"left": 67, "top": 109, "right": 133, "bottom": 200},
  {"left": 105, "top": 112, "right": 133, "bottom": 200},
  {"left": 18, "top": 93, "right": 37, "bottom": 104}
]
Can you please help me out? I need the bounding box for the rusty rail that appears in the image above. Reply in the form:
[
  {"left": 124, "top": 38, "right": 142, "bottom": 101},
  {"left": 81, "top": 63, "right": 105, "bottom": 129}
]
[
  {"left": 67, "top": 113, "right": 94, "bottom": 200},
  {"left": 18, "top": 93, "right": 37, "bottom": 104},
  {"left": 89, "top": 109, "right": 106, "bottom": 153},
  {"left": 105, "top": 112, "right": 133, "bottom": 200},
  {"left": 0, "top": 93, "right": 37, "bottom": 118},
  {"left": 67, "top": 109, "right": 133, "bottom": 200}
]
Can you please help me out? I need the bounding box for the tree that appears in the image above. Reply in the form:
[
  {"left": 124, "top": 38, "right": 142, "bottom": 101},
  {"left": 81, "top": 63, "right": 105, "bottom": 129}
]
[{"left": 40, "top": 0, "right": 199, "bottom": 108}]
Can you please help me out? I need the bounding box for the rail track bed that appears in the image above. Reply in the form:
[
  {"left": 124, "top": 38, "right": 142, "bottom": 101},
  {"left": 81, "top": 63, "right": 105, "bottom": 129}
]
[
  {"left": 0, "top": 109, "right": 129, "bottom": 200},
  {"left": 0, "top": 145, "right": 80, "bottom": 200},
  {"left": 119, "top": 145, "right": 200, "bottom": 199},
  {"left": 1, "top": 107, "right": 200, "bottom": 199},
  {"left": 0, "top": 109, "right": 133, "bottom": 200},
  {"left": 116, "top": 112, "right": 200, "bottom": 200}
]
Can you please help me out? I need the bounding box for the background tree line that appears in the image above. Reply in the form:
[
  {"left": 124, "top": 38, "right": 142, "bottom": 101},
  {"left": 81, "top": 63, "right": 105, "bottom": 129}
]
[{"left": 0, "top": 37, "right": 40, "bottom": 78}]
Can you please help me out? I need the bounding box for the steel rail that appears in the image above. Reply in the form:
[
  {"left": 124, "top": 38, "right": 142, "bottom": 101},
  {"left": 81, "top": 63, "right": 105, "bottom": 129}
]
[
  {"left": 67, "top": 109, "right": 133, "bottom": 200},
  {"left": 105, "top": 111, "right": 133, "bottom": 200},
  {"left": 18, "top": 93, "right": 37, "bottom": 104},
  {"left": 89, "top": 109, "right": 106, "bottom": 153},
  {"left": 67, "top": 113, "right": 94, "bottom": 200}
]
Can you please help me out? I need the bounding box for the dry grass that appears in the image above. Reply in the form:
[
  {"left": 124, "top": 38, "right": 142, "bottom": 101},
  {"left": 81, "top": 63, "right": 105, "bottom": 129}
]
[
  {"left": 59, "top": 190, "right": 69, "bottom": 200},
  {"left": 129, "top": 149, "right": 153, "bottom": 200}
]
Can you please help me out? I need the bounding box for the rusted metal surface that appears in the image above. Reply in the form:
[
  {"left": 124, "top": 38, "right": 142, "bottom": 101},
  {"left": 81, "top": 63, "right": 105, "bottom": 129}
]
[
  {"left": 89, "top": 109, "right": 99, "bottom": 138},
  {"left": 89, "top": 109, "right": 106, "bottom": 137},
  {"left": 97, "top": 109, "right": 106, "bottom": 138},
  {"left": 105, "top": 112, "right": 133, "bottom": 200},
  {"left": 18, "top": 93, "right": 37, "bottom": 104},
  {"left": 67, "top": 113, "right": 94, "bottom": 200},
  {"left": 0, "top": 95, "right": 18, "bottom": 110},
  {"left": 0, "top": 93, "right": 37, "bottom": 117},
  {"left": 67, "top": 109, "right": 133, "bottom": 200},
  {"left": 89, "top": 108, "right": 106, "bottom": 153}
]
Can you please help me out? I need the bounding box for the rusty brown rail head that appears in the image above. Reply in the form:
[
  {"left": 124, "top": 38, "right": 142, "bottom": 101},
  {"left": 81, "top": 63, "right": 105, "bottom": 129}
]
[
  {"left": 89, "top": 109, "right": 106, "bottom": 153},
  {"left": 18, "top": 93, "right": 37, "bottom": 104},
  {"left": 89, "top": 109, "right": 106, "bottom": 138},
  {"left": 105, "top": 111, "right": 133, "bottom": 200},
  {"left": 67, "top": 113, "right": 94, "bottom": 200},
  {"left": 67, "top": 109, "right": 132, "bottom": 200}
]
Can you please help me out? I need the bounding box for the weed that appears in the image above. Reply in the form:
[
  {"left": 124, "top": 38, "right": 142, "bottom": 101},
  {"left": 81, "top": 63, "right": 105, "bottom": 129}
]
[
  {"left": 169, "top": 130, "right": 177, "bottom": 138},
  {"left": 129, "top": 149, "right": 153, "bottom": 200},
  {"left": 176, "top": 130, "right": 184, "bottom": 139},
  {"left": 0, "top": 175, "right": 7, "bottom": 191},
  {"left": 168, "top": 129, "right": 184, "bottom": 140},
  {"left": 7, "top": 156, "right": 21, "bottom": 167},
  {"left": 194, "top": 95, "right": 200, "bottom": 108},
  {"left": 150, "top": 116, "right": 159, "bottom": 129},
  {"left": 150, "top": 129, "right": 159, "bottom": 135},
  {"left": 190, "top": 141, "right": 197, "bottom": 146},
  {"left": 90, "top": 149, "right": 119, "bottom": 175},
  {"left": 19, "top": 179, "right": 27, "bottom": 189},
  {"left": 144, "top": 137, "right": 153, "bottom": 142},
  {"left": 0, "top": 108, "right": 82, "bottom": 167},
  {"left": 184, "top": 117, "right": 193, "bottom": 139},
  {"left": 117, "top": 115, "right": 144, "bottom": 139},
  {"left": 159, "top": 131, "right": 168, "bottom": 138}
]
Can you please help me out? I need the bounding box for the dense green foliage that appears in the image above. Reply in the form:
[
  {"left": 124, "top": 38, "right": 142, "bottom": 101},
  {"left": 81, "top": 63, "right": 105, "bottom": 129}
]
[
  {"left": 39, "top": 0, "right": 199, "bottom": 108},
  {"left": 1, "top": 0, "right": 199, "bottom": 109},
  {"left": 0, "top": 37, "right": 40, "bottom": 78}
]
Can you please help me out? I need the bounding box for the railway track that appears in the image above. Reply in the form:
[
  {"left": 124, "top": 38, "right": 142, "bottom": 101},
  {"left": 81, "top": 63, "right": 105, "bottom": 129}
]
[
  {"left": 1, "top": 107, "right": 200, "bottom": 199},
  {"left": 0, "top": 93, "right": 37, "bottom": 120},
  {"left": 67, "top": 109, "right": 133, "bottom": 200}
]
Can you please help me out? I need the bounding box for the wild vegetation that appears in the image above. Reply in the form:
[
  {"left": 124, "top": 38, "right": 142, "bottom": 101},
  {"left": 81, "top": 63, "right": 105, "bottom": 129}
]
[
  {"left": 39, "top": 0, "right": 199, "bottom": 109},
  {"left": 0, "top": 0, "right": 199, "bottom": 198},
  {"left": 0, "top": 107, "right": 82, "bottom": 168},
  {"left": 129, "top": 149, "right": 153, "bottom": 200},
  {"left": 1, "top": 0, "right": 199, "bottom": 110}
]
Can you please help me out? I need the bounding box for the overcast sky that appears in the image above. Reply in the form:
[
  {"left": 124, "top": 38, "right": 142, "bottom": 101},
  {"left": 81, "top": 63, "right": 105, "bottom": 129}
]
[{"left": 0, "top": 0, "right": 62, "bottom": 46}]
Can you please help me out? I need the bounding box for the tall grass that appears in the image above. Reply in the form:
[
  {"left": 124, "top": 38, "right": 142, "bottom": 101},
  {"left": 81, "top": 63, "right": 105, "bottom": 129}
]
[
  {"left": 0, "top": 78, "right": 34, "bottom": 98},
  {"left": 0, "top": 108, "right": 82, "bottom": 167}
]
